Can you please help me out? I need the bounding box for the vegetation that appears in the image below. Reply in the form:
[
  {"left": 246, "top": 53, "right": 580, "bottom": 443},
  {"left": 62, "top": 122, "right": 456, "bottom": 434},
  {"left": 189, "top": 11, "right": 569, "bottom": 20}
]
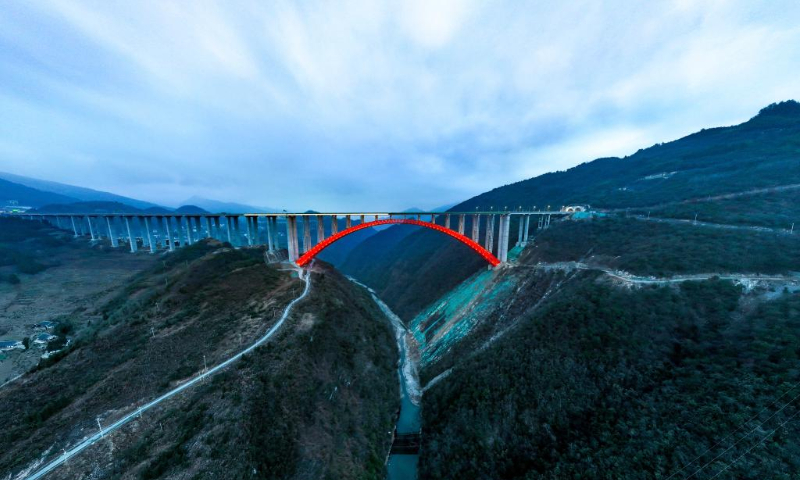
[
  {"left": 527, "top": 216, "right": 800, "bottom": 276},
  {"left": 0, "top": 217, "right": 66, "bottom": 279},
  {"left": 630, "top": 187, "right": 800, "bottom": 230},
  {"left": 420, "top": 277, "right": 800, "bottom": 479},
  {"left": 0, "top": 244, "right": 399, "bottom": 479}
]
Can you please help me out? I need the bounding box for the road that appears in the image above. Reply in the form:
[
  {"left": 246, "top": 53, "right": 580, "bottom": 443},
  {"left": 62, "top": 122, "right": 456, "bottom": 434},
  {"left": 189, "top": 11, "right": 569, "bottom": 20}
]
[
  {"left": 21, "top": 264, "right": 312, "bottom": 480},
  {"left": 523, "top": 261, "right": 799, "bottom": 285},
  {"left": 631, "top": 214, "right": 796, "bottom": 236}
]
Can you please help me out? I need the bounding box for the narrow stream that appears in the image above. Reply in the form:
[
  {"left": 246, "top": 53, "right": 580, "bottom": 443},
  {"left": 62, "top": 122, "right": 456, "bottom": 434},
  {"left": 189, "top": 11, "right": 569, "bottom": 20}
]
[{"left": 348, "top": 277, "right": 422, "bottom": 480}]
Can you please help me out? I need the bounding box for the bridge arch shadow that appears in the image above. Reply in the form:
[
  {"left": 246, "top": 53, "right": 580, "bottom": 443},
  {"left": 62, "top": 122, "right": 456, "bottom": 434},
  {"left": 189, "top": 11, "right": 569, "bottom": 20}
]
[{"left": 296, "top": 219, "right": 500, "bottom": 267}]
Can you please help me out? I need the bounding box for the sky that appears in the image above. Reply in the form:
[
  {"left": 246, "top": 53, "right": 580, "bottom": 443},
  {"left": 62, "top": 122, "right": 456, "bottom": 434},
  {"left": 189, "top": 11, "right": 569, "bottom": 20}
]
[{"left": 0, "top": 1, "right": 798, "bottom": 210}]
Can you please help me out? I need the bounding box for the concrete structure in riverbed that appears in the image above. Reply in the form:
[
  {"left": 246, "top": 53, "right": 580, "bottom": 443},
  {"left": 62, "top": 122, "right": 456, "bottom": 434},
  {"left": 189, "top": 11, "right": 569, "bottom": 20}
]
[{"left": 16, "top": 210, "right": 563, "bottom": 268}]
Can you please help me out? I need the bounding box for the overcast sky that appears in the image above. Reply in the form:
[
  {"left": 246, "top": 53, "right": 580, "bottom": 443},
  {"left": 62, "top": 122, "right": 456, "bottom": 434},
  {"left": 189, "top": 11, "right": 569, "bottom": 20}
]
[{"left": 1, "top": 1, "right": 798, "bottom": 210}]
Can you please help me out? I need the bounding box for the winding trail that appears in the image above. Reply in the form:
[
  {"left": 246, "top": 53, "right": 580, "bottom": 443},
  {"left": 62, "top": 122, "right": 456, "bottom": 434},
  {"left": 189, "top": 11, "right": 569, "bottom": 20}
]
[{"left": 20, "top": 263, "right": 313, "bottom": 480}]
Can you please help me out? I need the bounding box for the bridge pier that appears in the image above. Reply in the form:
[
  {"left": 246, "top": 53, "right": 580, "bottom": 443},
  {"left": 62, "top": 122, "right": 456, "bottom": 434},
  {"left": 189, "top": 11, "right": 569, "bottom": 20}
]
[
  {"left": 144, "top": 217, "right": 156, "bottom": 253},
  {"left": 497, "top": 214, "right": 510, "bottom": 262},
  {"left": 246, "top": 216, "right": 254, "bottom": 246},
  {"left": 346, "top": 215, "right": 352, "bottom": 229},
  {"left": 124, "top": 217, "right": 137, "bottom": 253},
  {"left": 457, "top": 214, "right": 465, "bottom": 235},
  {"left": 484, "top": 215, "right": 495, "bottom": 254},
  {"left": 302, "top": 216, "right": 312, "bottom": 253},
  {"left": 265, "top": 216, "right": 274, "bottom": 251},
  {"left": 222, "top": 216, "right": 232, "bottom": 244},
  {"left": 184, "top": 216, "right": 193, "bottom": 245},
  {"left": 286, "top": 215, "right": 299, "bottom": 262},
  {"left": 106, "top": 217, "right": 119, "bottom": 247},
  {"left": 471, "top": 214, "right": 480, "bottom": 243},
  {"left": 86, "top": 216, "right": 97, "bottom": 241},
  {"left": 70, "top": 216, "right": 79, "bottom": 237},
  {"left": 162, "top": 217, "right": 174, "bottom": 251},
  {"left": 233, "top": 216, "right": 241, "bottom": 246},
  {"left": 316, "top": 215, "right": 325, "bottom": 243},
  {"left": 330, "top": 215, "right": 338, "bottom": 235}
]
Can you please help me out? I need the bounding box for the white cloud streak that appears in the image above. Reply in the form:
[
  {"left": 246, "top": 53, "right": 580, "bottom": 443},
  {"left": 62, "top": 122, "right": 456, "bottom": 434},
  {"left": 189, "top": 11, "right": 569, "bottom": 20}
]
[{"left": 0, "top": 0, "right": 798, "bottom": 209}]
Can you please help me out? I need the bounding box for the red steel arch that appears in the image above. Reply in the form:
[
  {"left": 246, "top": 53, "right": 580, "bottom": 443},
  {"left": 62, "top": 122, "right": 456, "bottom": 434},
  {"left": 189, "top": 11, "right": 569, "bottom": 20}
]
[{"left": 296, "top": 218, "right": 500, "bottom": 267}]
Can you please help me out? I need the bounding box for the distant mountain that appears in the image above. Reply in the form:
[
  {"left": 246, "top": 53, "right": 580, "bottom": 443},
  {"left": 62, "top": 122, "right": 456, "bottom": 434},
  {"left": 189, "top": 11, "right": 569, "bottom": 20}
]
[
  {"left": 32, "top": 201, "right": 145, "bottom": 214},
  {"left": 174, "top": 205, "right": 209, "bottom": 214},
  {"left": 180, "top": 196, "right": 278, "bottom": 214},
  {"left": 0, "top": 172, "right": 160, "bottom": 210},
  {"left": 0, "top": 178, "right": 78, "bottom": 207}
]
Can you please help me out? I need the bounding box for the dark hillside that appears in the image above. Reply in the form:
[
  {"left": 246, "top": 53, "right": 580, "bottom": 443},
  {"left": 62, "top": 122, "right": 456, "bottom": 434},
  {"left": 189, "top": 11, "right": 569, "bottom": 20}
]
[
  {"left": 0, "top": 242, "right": 398, "bottom": 478},
  {"left": 420, "top": 277, "right": 800, "bottom": 479},
  {"left": 525, "top": 216, "right": 800, "bottom": 276},
  {"left": 340, "top": 224, "right": 485, "bottom": 320},
  {"left": 453, "top": 100, "right": 800, "bottom": 211}
]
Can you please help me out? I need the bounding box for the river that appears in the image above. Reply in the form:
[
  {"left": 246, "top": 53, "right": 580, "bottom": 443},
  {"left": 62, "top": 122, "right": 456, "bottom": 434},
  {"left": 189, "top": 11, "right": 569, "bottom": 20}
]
[{"left": 348, "top": 277, "right": 422, "bottom": 480}]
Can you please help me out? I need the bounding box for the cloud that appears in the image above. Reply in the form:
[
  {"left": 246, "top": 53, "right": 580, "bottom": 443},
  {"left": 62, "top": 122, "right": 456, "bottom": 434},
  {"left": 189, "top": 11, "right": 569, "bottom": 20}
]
[{"left": 0, "top": 0, "right": 798, "bottom": 210}]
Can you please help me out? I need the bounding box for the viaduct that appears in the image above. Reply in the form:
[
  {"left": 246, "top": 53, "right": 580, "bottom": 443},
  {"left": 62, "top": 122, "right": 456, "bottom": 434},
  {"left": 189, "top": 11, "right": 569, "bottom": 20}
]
[{"left": 16, "top": 211, "right": 563, "bottom": 267}]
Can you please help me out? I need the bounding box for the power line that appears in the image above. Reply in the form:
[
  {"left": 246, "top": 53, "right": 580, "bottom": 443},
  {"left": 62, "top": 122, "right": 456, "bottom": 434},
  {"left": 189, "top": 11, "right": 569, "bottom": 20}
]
[
  {"left": 665, "top": 382, "right": 799, "bottom": 480},
  {"left": 707, "top": 407, "right": 800, "bottom": 480},
  {"left": 683, "top": 388, "right": 800, "bottom": 479}
]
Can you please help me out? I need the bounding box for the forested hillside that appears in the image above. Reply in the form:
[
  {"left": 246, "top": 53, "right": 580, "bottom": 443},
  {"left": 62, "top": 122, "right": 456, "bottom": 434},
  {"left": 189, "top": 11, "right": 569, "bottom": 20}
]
[
  {"left": 0, "top": 242, "right": 398, "bottom": 479},
  {"left": 337, "top": 101, "right": 800, "bottom": 320},
  {"left": 420, "top": 276, "right": 800, "bottom": 479}
]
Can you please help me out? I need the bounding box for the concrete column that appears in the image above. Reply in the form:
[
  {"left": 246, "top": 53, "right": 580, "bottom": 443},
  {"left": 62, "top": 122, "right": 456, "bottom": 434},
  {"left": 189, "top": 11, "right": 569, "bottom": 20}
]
[
  {"left": 233, "top": 216, "right": 241, "bottom": 246},
  {"left": 70, "top": 216, "right": 79, "bottom": 237},
  {"left": 546, "top": 214, "right": 551, "bottom": 228},
  {"left": 484, "top": 215, "right": 495, "bottom": 254},
  {"left": 316, "top": 215, "right": 325, "bottom": 243},
  {"left": 144, "top": 217, "right": 156, "bottom": 253},
  {"left": 87, "top": 216, "right": 97, "bottom": 241},
  {"left": 330, "top": 215, "right": 338, "bottom": 235},
  {"left": 538, "top": 215, "right": 543, "bottom": 230},
  {"left": 245, "top": 216, "right": 254, "bottom": 246},
  {"left": 346, "top": 215, "right": 352, "bottom": 229},
  {"left": 444, "top": 214, "right": 450, "bottom": 229},
  {"left": 140, "top": 217, "right": 149, "bottom": 248},
  {"left": 471, "top": 214, "right": 480, "bottom": 243},
  {"left": 517, "top": 216, "right": 524, "bottom": 246},
  {"left": 431, "top": 214, "right": 436, "bottom": 224},
  {"left": 360, "top": 214, "right": 365, "bottom": 225},
  {"left": 252, "top": 216, "right": 260, "bottom": 245},
  {"left": 272, "top": 217, "right": 280, "bottom": 251},
  {"left": 302, "top": 216, "right": 312, "bottom": 253},
  {"left": 163, "top": 217, "right": 175, "bottom": 251},
  {"left": 182, "top": 217, "right": 191, "bottom": 245},
  {"left": 286, "top": 216, "right": 298, "bottom": 262},
  {"left": 203, "top": 217, "right": 212, "bottom": 239},
  {"left": 212, "top": 217, "right": 220, "bottom": 240},
  {"left": 222, "top": 216, "right": 232, "bottom": 244},
  {"left": 106, "top": 217, "right": 119, "bottom": 247},
  {"left": 524, "top": 216, "right": 531, "bottom": 243},
  {"left": 265, "top": 216, "right": 274, "bottom": 251},
  {"left": 498, "top": 215, "right": 511, "bottom": 262},
  {"left": 124, "top": 217, "right": 137, "bottom": 253},
  {"left": 458, "top": 214, "right": 465, "bottom": 235}
]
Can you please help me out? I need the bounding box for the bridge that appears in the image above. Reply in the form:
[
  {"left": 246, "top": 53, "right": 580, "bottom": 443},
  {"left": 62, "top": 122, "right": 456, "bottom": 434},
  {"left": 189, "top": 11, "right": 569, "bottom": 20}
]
[{"left": 14, "top": 211, "right": 565, "bottom": 267}]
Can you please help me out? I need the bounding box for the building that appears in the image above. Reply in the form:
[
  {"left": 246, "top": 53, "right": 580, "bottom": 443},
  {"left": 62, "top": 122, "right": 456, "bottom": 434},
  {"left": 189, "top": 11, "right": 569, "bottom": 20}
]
[
  {"left": 34, "top": 321, "right": 56, "bottom": 331},
  {"left": 0, "top": 340, "right": 24, "bottom": 352},
  {"left": 33, "top": 333, "right": 57, "bottom": 346}
]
